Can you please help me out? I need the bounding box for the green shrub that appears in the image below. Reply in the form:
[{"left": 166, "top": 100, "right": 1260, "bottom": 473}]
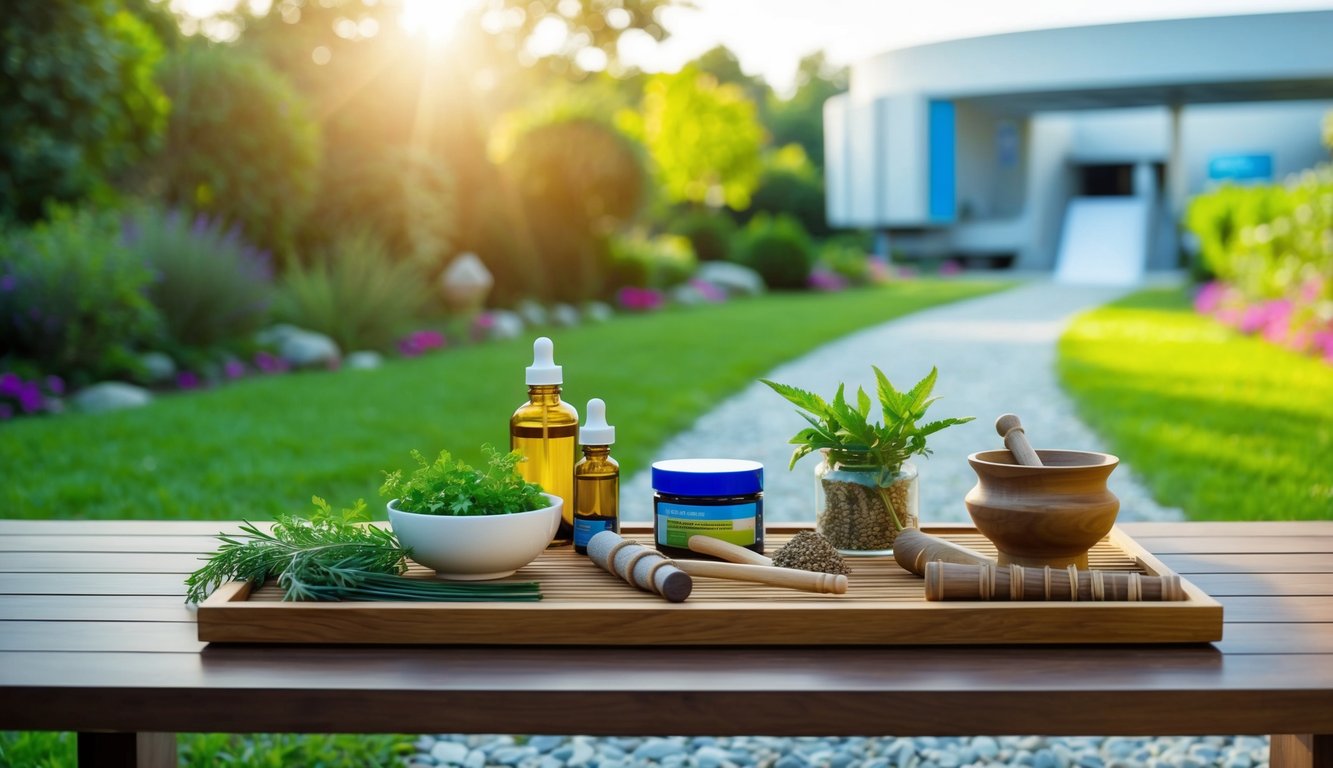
[
  {"left": 126, "top": 206, "right": 274, "bottom": 350},
  {"left": 0, "top": 208, "right": 160, "bottom": 383},
  {"left": 741, "top": 213, "right": 814, "bottom": 290},
  {"left": 667, "top": 210, "right": 737, "bottom": 262},
  {"left": 608, "top": 233, "right": 697, "bottom": 290},
  {"left": 501, "top": 118, "right": 646, "bottom": 302},
  {"left": 276, "top": 230, "right": 429, "bottom": 352},
  {"left": 304, "top": 147, "right": 456, "bottom": 278},
  {"left": 817, "top": 237, "right": 873, "bottom": 286},
  {"left": 0, "top": 2, "right": 168, "bottom": 222},
  {"left": 747, "top": 144, "right": 828, "bottom": 238},
  {"left": 154, "top": 44, "right": 319, "bottom": 257}
]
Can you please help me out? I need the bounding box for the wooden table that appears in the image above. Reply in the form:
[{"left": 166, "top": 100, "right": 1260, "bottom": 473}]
[{"left": 1, "top": 520, "right": 1330, "bottom": 768}]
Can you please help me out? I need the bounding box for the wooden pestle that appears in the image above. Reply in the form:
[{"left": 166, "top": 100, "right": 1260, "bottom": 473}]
[
  {"left": 674, "top": 560, "right": 847, "bottom": 594},
  {"left": 587, "top": 531, "right": 693, "bottom": 602},
  {"left": 687, "top": 535, "right": 773, "bottom": 566},
  {"left": 995, "top": 413, "right": 1043, "bottom": 466},
  {"left": 893, "top": 528, "right": 995, "bottom": 576},
  {"left": 924, "top": 561, "right": 1185, "bottom": 602}
]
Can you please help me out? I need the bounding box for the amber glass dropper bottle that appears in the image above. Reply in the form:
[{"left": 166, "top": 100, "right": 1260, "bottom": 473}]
[
  {"left": 573, "top": 398, "right": 619, "bottom": 555},
  {"left": 510, "top": 337, "right": 579, "bottom": 546}
]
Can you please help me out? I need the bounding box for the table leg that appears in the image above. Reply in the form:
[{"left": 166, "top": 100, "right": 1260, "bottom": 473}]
[
  {"left": 1272, "top": 734, "right": 1333, "bottom": 768},
  {"left": 76, "top": 732, "right": 177, "bottom": 768}
]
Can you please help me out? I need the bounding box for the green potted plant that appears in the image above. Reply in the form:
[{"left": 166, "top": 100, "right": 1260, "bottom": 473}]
[
  {"left": 762, "top": 367, "right": 973, "bottom": 554},
  {"left": 382, "top": 447, "right": 562, "bottom": 579}
]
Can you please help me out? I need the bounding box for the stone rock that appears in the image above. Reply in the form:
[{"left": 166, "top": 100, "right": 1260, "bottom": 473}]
[
  {"left": 538, "top": 756, "right": 563, "bottom": 768},
  {"left": 670, "top": 282, "right": 711, "bottom": 306},
  {"left": 464, "top": 750, "right": 486, "bottom": 768},
  {"left": 255, "top": 324, "right": 302, "bottom": 347},
  {"left": 550, "top": 303, "right": 581, "bottom": 328},
  {"left": 567, "top": 740, "right": 595, "bottom": 767},
  {"left": 695, "top": 261, "right": 765, "bottom": 297},
  {"left": 830, "top": 751, "right": 858, "bottom": 768},
  {"left": 137, "top": 351, "right": 176, "bottom": 384},
  {"left": 277, "top": 328, "right": 340, "bottom": 368},
  {"left": 72, "top": 382, "right": 153, "bottom": 414},
  {"left": 492, "top": 745, "right": 536, "bottom": 765},
  {"left": 413, "top": 736, "right": 435, "bottom": 753},
  {"left": 441, "top": 252, "right": 494, "bottom": 313},
  {"left": 431, "top": 741, "right": 470, "bottom": 765},
  {"left": 634, "top": 739, "right": 687, "bottom": 761},
  {"left": 972, "top": 736, "right": 1000, "bottom": 761},
  {"left": 529, "top": 736, "right": 564, "bottom": 754},
  {"left": 344, "top": 351, "right": 383, "bottom": 370},
  {"left": 1033, "top": 749, "right": 1059, "bottom": 768},
  {"left": 774, "top": 755, "right": 806, "bottom": 768},
  {"left": 1075, "top": 755, "right": 1104, "bottom": 768},
  {"left": 516, "top": 299, "right": 548, "bottom": 327},
  {"left": 582, "top": 301, "right": 615, "bottom": 323},
  {"left": 486, "top": 310, "right": 525, "bottom": 340}
]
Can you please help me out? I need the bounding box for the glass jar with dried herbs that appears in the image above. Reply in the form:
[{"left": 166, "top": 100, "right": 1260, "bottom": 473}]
[{"left": 762, "top": 366, "right": 971, "bottom": 555}]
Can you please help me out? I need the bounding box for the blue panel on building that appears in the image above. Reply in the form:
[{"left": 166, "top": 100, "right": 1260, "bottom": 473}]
[
  {"left": 1208, "top": 154, "right": 1273, "bottom": 181},
  {"left": 929, "top": 100, "right": 956, "bottom": 221}
]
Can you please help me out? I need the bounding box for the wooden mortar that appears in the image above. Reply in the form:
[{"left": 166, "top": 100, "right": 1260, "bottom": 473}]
[{"left": 964, "top": 449, "right": 1120, "bottom": 569}]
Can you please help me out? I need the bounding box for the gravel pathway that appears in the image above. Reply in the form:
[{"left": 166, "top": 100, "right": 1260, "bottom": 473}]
[
  {"left": 621, "top": 281, "right": 1181, "bottom": 524},
  {"left": 413, "top": 281, "right": 1233, "bottom": 768}
]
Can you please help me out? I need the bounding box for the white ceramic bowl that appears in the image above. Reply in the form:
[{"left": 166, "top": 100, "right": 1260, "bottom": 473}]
[{"left": 387, "top": 493, "right": 562, "bottom": 580}]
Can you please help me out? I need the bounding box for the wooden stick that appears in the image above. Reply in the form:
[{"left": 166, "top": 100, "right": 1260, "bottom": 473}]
[
  {"left": 687, "top": 535, "right": 773, "bottom": 566},
  {"left": 893, "top": 529, "right": 995, "bottom": 576},
  {"left": 924, "top": 561, "right": 1185, "bottom": 601},
  {"left": 674, "top": 560, "right": 848, "bottom": 595},
  {"left": 995, "top": 413, "right": 1043, "bottom": 466}
]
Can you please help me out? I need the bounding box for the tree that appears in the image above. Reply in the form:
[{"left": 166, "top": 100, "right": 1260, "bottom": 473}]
[
  {"left": 767, "top": 51, "right": 847, "bottom": 170},
  {"left": 0, "top": 1, "right": 168, "bottom": 221},
  {"left": 621, "top": 65, "right": 764, "bottom": 211}
]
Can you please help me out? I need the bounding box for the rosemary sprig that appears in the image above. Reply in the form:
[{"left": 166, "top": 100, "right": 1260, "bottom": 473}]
[{"left": 185, "top": 497, "right": 541, "bottom": 603}]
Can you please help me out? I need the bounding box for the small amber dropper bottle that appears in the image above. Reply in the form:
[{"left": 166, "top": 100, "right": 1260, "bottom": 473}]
[
  {"left": 510, "top": 337, "right": 579, "bottom": 546},
  {"left": 573, "top": 398, "right": 619, "bottom": 555}
]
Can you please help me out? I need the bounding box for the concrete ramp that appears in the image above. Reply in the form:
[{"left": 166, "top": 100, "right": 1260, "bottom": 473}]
[{"left": 1055, "top": 197, "right": 1150, "bottom": 285}]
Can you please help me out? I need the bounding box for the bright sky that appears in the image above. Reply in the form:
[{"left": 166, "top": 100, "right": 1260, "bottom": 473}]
[{"left": 637, "top": 0, "right": 1333, "bottom": 95}]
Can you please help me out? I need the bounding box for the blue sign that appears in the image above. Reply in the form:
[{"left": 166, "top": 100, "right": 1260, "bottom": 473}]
[{"left": 1208, "top": 154, "right": 1273, "bottom": 182}]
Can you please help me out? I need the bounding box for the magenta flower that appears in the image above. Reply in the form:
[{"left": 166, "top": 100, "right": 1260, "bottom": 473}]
[
  {"left": 398, "top": 330, "right": 447, "bottom": 357},
  {"left": 17, "top": 381, "right": 43, "bottom": 413},
  {"left": 1194, "top": 282, "right": 1227, "bottom": 314},
  {"left": 254, "top": 351, "right": 288, "bottom": 374},
  {"left": 176, "top": 371, "right": 200, "bottom": 390},
  {"left": 689, "top": 279, "right": 727, "bottom": 303},
  {"left": 808, "top": 268, "right": 847, "bottom": 292},
  {"left": 0, "top": 373, "right": 20, "bottom": 398},
  {"left": 615, "top": 286, "right": 664, "bottom": 312},
  {"left": 44, "top": 375, "right": 65, "bottom": 396},
  {"left": 223, "top": 360, "right": 247, "bottom": 380}
]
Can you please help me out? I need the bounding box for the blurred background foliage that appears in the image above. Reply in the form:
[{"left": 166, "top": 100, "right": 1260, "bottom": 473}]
[{"left": 1, "top": 0, "right": 855, "bottom": 391}]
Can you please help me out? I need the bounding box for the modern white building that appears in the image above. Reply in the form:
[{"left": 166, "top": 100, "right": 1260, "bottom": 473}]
[{"left": 824, "top": 11, "right": 1333, "bottom": 283}]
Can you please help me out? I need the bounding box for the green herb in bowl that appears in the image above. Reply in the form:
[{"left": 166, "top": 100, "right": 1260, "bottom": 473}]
[{"left": 380, "top": 446, "right": 546, "bottom": 516}]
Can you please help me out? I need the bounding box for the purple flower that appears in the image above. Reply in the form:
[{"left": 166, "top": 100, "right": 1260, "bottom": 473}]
[
  {"left": 939, "top": 259, "right": 963, "bottom": 276},
  {"left": 176, "top": 371, "right": 200, "bottom": 390},
  {"left": 0, "top": 274, "right": 15, "bottom": 292},
  {"left": 689, "top": 279, "right": 727, "bottom": 303},
  {"left": 0, "top": 373, "right": 21, "bottom": 398},
  {"left": 44, "top": 375, "right": 65, "bottom": 396},
  {"left": 17, "top": 382, "right": 43, "bottom": 413},
  {"left": 398, "top": 330, "right": 447, "bottom": 357},
  {"left": 254, "top": 351, "right": 288, "bottom": 374},
  {"left": 807, "top": 268, "right": 847, "bottom": 292},
  {"left": 223, "top": 360, "right": 247, "bottom": 380}
]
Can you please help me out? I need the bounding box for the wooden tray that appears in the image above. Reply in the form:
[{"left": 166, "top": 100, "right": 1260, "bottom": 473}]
[{"left": 196, "top": 524, "right": 1223, "bottom": 645}]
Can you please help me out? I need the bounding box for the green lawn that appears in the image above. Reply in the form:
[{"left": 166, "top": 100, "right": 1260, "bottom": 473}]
[
  {"left": 3, "top": 279, "right": 1004, "bottom": 522},
  {"left": 1058, "top": 287, "right": 1333, "bottom": 520}
]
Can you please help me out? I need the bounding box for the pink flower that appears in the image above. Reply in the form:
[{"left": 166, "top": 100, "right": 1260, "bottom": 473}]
[
  {"left": 399, "top": 330, "right": 447, "bottom": 357},
  {"left": 939, "top": 259, "right": 963, "bottom": 276},
  {"left": 807, "top": 268, "right": 847, "bottom": 292},
  {"left": 1194, "top": 282, "right": 1228, "bottom": 314},
  {"left": 616, "top": 286, "right": 664, "bottom": 312},
  {"left": 689, "top": 279, "right": 727, "bottom": 303}
]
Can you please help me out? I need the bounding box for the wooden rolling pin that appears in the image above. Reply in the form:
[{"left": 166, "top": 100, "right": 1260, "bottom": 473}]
[
  {"left": 892, "top": 528, "right": 995, "bottom": 576},
  {"left": 924, "top": 561, "right": 1185, "bottom": 602},
  {"left": 996, "top": 413, "right": 1043, "bottom": 466},
  {"left": 587, "top": 531, "right": 692, "bottom": 602}
]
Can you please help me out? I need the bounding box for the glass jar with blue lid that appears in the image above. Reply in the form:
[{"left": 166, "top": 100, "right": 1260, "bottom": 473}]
[{"left": 651, "top": 458, "right": 764, "bottom": 558}]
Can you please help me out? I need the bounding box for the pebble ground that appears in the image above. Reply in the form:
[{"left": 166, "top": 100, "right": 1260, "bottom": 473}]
[{"left": 414, "top": 280, "right": 1251, "bottom": 768}]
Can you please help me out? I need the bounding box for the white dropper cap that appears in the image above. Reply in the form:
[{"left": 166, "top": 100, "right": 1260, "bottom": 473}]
[
  {"left": 525, "top": 336, "right": 562, "bottom": 385},
  {"left": 580, "top": 398, "right": 615, "bottom": 445}
]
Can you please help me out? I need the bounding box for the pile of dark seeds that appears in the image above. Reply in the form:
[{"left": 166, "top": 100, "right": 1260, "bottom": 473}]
[{"left": 771, "top": 531, "right": 851, "bottom": 575}]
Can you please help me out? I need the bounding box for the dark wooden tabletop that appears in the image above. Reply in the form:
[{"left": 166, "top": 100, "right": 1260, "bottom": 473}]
[{"left": 1, "top": 520, "right": 1331, "bottom": 744}]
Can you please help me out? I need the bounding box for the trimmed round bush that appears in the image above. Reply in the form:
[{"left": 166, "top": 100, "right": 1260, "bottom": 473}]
[
  {"left": 0, "top": 208, "right": 160, "bottom": 383},
  {"left": 154, "top": 44, "right": 319, "bottom": 257},
  {"left": 608, "top": 233, "right": 697, "bottom": 290},
  {"left": 304, "top": 147, "right": 456, "bottom": 278},
  {"left": 741, "top": 214, "right": 814, "bottom": 290},
  {"left": 668, "top": 210, "right": 737, "bottom": 263}
]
